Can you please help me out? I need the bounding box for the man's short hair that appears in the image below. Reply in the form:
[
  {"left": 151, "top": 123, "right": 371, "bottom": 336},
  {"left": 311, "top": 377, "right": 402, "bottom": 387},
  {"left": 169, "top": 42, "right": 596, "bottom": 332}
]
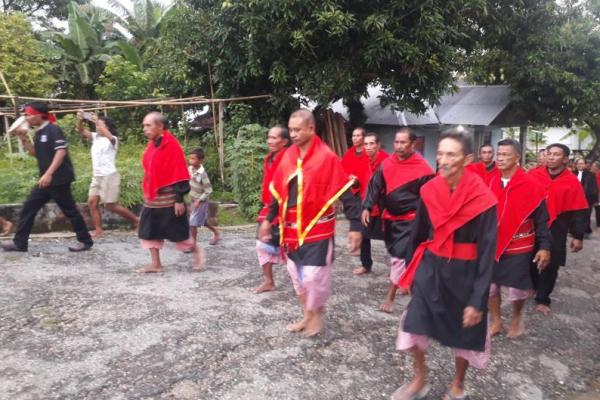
[
  {"left": 538, "top": 149, "right": 546, "bottom": 154},
  {"left": 439, "top": 130, "right": 474, "bottom": 156},
  {"left": 289, "top": 109, "right": 315, "bottom": 127},
  {"left": 364, "top": 132, "right": 380, "bottom": 143},
  {"left": 546, "top": 143, "right": 570, "bottom": 157},
  {"left": 497, "top": 138, "right": 521, "bottom": 155},
  {"left": 25, "top": 101, "right": 49, "bottom": 115},
  {"left": 146, "top": 111, "right": 166, "bottom": 128},
  {"left": 353, "top": 126, "right": 366, "bottom": 136},
  {"left": 190, "top": 148, "right": 204, "bottom": 160},
  {"left": 272, "top": 125, "right": 291, "bottom": 146},
  {"left": 479, "top": 143, "right": 494, "bottom": 151},
  {"left": 396, "top": 127, "right": 416, "bottom": 142}
]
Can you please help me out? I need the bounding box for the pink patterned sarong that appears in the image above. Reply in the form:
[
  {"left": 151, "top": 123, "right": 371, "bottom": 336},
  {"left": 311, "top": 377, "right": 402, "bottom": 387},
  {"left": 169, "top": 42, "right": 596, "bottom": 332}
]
[
  {"left": 396, "top": 311, "right": 491, "bottom": 369},
  {"left": 390, "top": 257, "right": 406, "bottom": 284},
  {"left": 140, "top": 237, "right": 195, "bottom": 252},
  {"left": 489, "top": 283, "right": 533, "bottom": 302},
  {"left": 256, "top": 240, "right": 281, "bottom": 266},
  {"left": 285, "top": 240, "right": 334, "bottom": 311}
]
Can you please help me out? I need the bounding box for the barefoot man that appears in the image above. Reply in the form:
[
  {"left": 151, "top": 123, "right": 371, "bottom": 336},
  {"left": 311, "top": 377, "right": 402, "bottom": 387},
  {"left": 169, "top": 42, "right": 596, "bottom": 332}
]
[
  {"left": 528, "top": 143, "right": 587, "bottom": 315},
  {"left": 136, "top": 112, "right": 204, "bottom": 273},
  {"left": 487, "top": 139, "right": 551, "bottom": 338},
  {"left": 254, "top": 125, "right": 290, "bottom": 293},
  {"left": 393, "top": 131, "right": 497, "bottom": 400},
  {"left": 361, "top": 128, "right": 434, "bottom": 312},
  {"left": 342, "top": 130, "right": 388, "bottom": 275},
  {"left": 258, "top": 109, "right": 362, "bottom": 337}
]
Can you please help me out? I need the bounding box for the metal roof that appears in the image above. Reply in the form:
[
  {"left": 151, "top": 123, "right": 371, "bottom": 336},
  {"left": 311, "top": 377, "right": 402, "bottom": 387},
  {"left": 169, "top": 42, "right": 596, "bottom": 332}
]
[{"left": 330, "top": 85, "right": 512, "bottom": 126}]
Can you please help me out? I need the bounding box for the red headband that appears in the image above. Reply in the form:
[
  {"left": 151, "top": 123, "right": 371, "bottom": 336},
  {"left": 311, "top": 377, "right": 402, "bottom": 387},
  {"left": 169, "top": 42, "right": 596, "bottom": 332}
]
[{"left": 24, "top": 106, "right": 57, "bottom": 123}]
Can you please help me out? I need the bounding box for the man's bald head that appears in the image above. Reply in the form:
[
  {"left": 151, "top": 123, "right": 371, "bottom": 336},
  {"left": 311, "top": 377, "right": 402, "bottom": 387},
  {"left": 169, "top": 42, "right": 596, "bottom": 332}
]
[
  {"left": 289, "top": 109, "right": 315, "bottom": 129},
  {"left": 288, "top": 109, "right": 316, "bottom": 149}
]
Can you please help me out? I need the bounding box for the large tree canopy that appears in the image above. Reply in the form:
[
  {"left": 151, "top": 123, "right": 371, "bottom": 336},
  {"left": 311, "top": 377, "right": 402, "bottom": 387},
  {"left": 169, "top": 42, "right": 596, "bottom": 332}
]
[
  {"left": 182, "top": 0, "right": 485, "bottom": 121},
  {"left": 468, "top": 0, "right": 600, "bottom": 159},
  {"left": 1, "top": 0, "right": 88, "bottom": 26}
]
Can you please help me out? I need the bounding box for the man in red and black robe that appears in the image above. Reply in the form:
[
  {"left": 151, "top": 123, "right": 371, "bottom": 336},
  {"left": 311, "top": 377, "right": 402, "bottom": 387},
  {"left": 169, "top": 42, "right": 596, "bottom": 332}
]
[
  {"left": 362, "top": 127, "right": 434, "bottom": 313},
  {"left": 258, "top": 109, "right": 362, "bottom": 337},
  {"left": 137, "top": 112, "right": 204, "bottom": 273},
  {"left": 573, "top": 158, "right": 598, "bottom": 235},
  {"left": 254, "top": 126, "right": 290, "bottom": 293},
  {"left": 466, "top": 143, "right": 497, "bottom": 184},
  {"left": 487, "top": 139, "right": 551, "bottom": 339},
  {"left": 392, "top": 131, "right": 497, "bottom": 400},
  {"left": 342, "top": 130, "right": 388, "bottom": 275},
  {"left": 528, "top": 143, "right": 588, "bottom": 315}
]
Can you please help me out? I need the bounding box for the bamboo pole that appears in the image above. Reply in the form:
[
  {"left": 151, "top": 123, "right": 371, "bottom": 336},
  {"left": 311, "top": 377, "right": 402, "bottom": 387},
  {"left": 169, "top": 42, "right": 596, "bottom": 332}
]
[
  {"left": 3, "top": 115, "right": 13, "bottom": 163},
  {"left": 207, "top": 64, "right": 220, "bottom": 152},
  {"left": 218, "top": 101, "right": 225, "bottom": 183}
]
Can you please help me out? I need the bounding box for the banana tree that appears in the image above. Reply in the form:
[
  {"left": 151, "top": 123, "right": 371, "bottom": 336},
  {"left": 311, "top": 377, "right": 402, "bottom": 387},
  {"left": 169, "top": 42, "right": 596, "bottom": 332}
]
[{"left": 51, "top": 2, "right": 122, "bottom": 98}]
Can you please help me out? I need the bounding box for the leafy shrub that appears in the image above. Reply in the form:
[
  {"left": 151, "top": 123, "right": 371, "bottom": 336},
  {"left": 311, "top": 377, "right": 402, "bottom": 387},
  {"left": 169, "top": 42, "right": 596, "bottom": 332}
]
[{"left": 226, "top": 124, "right": 268, "bottom": 219}]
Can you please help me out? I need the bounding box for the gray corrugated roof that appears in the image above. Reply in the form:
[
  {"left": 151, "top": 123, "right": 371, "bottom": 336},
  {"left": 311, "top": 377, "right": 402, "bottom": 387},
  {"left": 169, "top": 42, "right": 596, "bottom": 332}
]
[{"left": 330, "top": 85, "right": 511, "bottom": 126}]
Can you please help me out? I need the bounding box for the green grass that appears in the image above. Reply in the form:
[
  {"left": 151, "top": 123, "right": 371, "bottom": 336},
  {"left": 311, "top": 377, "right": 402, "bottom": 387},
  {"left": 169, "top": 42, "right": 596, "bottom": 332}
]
[{"left": 217, "top": 207, "right": 254, "bottom": 226}]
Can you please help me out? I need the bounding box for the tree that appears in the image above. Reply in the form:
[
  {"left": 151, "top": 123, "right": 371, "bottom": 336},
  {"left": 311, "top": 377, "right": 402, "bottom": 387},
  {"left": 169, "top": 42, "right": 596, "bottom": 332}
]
[
  {"left": 467, "top": 0, "right": 600, "bottom": 160},
  {"left": 181, "top": 0, "right": 486, "bottom": 122},
  {"left": 1, "top": 0, "right": 89, "bottom": 26},
  {"left": 0, "top": 12, "right": 55, "bottom": 100},
  {"left": 49, "top": 2, "right": 123, "bottom": 99}
]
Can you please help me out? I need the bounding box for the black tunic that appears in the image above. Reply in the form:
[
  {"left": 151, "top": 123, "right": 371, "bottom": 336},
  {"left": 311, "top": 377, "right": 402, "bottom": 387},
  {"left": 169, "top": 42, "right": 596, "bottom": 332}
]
[
  {"left": 362, "top": 166, "right": 433, "bottom": 259},
  {"left": 403, "top": 200, "right": 497, "bottom": 351},
  {"left": 549, "top": 209, "right": 587, "bottom": 267},
  {"left": 267, "top": 177, "right": 361, "bottom": 266},
  {"left": 493, "top": 201, "right": 551, "bottom": 289}
]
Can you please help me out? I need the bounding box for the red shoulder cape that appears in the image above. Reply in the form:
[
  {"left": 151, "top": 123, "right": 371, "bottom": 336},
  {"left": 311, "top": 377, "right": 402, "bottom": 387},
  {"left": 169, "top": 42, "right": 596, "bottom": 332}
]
[
  {"left": 270, "top": 136, "right": 354, "bottom": 247},
  {"left": 398, "top": 171, "right": 497, "bottom": 289},
  {"left": 489, "top": 168, "right": 546, "bottom": 261},
  {"left": 466, "top": 161, "right": 497, "bottom": 185},
  {"left": 381, "top": 151, "right": 435, "bottom": 194},
  {"left": 258, "top": 148, "right": 287, "bottom": 222},
  {"left": 142, "top": 130, "right": 190, "bottom": 201},
  {"left": 527, "top": 167, "right": 588, "bottom": 225},
  {"left": 342, "top": 147, "right": 388, "bottom": 199}
]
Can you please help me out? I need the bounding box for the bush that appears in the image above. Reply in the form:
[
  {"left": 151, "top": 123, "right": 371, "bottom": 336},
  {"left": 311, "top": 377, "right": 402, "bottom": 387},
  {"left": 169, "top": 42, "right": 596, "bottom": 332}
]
[{"left": 226, "top": 124, "right": 268, "bottom": 219}]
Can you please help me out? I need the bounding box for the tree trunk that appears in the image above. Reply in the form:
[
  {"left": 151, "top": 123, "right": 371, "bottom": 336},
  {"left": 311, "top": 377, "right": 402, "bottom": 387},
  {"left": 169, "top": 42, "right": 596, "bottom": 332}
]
[
  {"left": 519, "top": 126, "right": 528, "bottom": 165},
  {"left": 584, "top": 122, "right": 600, "bottom": 163},
  {"left": 344, "top": 98, "right": 366, "bottom": 129}
]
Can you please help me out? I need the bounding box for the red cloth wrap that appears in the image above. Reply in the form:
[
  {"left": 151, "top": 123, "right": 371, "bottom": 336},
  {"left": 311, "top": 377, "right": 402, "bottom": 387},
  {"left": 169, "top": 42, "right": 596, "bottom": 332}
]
[
  {"left": 382, "top": 152, "right": 434, "bottom": 195},
  {"left": 142, "top": 130, "right": 190, "bottom": 201},
  {"left": 257, "top": 149, "right": 287, "bottom": 223},
  {"left": 342, "top": 147, "right": 388, "bottom": 199},
  {"left": 489, "top": 168, "right": 546, "bottom": 261},
  {"left": 528, "top": 167, "right": 589, "bottom": 226},
  {"left": 270, "top": 135, "right": 354, "bottom": 251},
  {"left": 398, "top": 171, "right": 497, "bottom": 289},
  {"left": 503, "top": 219, "right": 535, "bottom": 255},
  {"left": 466, "top": 161, "right": 497, "bottom": 185},
  {"left": 24, "top": 105, "right": 57, "bottom": 123}
]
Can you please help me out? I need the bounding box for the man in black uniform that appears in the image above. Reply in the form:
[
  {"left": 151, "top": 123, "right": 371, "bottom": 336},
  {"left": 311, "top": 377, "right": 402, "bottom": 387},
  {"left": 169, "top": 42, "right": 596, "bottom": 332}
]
[{"left": 1, "top": 102, "right": 93, "bottom": 252}]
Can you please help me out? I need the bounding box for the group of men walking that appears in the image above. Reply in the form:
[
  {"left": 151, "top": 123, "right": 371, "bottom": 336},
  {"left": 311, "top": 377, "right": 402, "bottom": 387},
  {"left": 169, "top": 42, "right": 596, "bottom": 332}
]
[
  {"left": 0, "top": 102, "right": 592, "bottom": 399},
  {"left": 253, "top": 115, "right": 589, "bottom": 399}
]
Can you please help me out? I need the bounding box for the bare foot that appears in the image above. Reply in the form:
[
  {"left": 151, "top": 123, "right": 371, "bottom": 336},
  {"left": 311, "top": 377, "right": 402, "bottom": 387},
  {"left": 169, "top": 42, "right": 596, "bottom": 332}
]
[
  {"left": 391, "top": 381, "right": 429, "bottom": 400},
  {"left": 287, "top": 317, "right": 309, "bottom": 333},
  {"left": 352, "top": 266, "right": 370, "bottom": 275},
  {"left": 507, "top": 317, "right": 525, "bottom": 339},
  {"left": 379, "top": 301, "right": 394, "bottom": 313},
  {"left": 254, "top": 281, "right": 275, "bottom": 293},
  {"left": 136, "top": 265, "right": 163, "bottom": 273},
  {"left": 397, "top": 287, "right": 409, "bottom": 296},
  {"left": 209, "top": 235, "right": 220, "bottom": 245},
  {"left": 535, "top": 304, "right": 551, "bottom": 315},
  {"left": 1, "top": 221, "right": 13, "bottom": 236},
  {"left": 191, "top": 247, "right": 206, "bottom": 271},
  {"left": 91, "top": 229, "right": 104, "bottom": 238},
  {"left": 444, "top": 385, "right": 466, "bottom": 400},
  {"left": 305, "top": 313, "right": 324, "bottom": 337},
  {"left": 489, "top": 319, "right": 504, "bottom": 336}
]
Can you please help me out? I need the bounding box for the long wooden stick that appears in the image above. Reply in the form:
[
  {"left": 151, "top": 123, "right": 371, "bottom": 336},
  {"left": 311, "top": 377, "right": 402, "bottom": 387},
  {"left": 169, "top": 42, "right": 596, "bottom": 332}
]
[{"left": 0, "top": 94, "right": 271, "bottom": 106}]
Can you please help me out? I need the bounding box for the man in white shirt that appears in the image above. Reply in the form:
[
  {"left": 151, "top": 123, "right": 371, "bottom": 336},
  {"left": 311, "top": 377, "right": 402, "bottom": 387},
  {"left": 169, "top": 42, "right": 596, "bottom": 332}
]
[{"left": 76, "top": 112, "right": 139, "bottom": 237}]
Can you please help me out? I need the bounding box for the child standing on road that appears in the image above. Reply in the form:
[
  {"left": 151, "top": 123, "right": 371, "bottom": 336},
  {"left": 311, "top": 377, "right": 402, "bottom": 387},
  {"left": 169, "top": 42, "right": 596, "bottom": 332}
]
[{"left": 188, "top": 148, "right": 220, "bottom": 245}]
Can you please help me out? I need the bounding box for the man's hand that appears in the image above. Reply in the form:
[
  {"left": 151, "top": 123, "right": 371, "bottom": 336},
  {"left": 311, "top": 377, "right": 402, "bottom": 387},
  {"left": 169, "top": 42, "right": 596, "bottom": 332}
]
[
  {"left": 533, "top": 249, "right": 551, "bottom": 271},
  {"left": 361, "top": 209, "right": 371, "bottom": 227},
  {"left": 463, "top": 306, "right": 482, "bottom": 328},
  {"left": 570, "top": 238, "right": 583, "bottom": 253},
  {"left": 37, "top": 173, "right": 52, "bottom": 188},
  {"left": 258, "top": 220, "right": 272, "bottom": 243},
  {"left": 174, "top": 202, "right": 186, "bottom": 217},
  {"left": 346, "top": 231, "right": 362, "bottom": 254}
]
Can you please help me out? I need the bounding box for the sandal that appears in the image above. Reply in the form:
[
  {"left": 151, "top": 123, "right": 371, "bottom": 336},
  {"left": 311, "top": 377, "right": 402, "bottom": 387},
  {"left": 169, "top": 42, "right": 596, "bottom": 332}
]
[{"left": 390, "top": 383, "right": 430, "bottom": 400}]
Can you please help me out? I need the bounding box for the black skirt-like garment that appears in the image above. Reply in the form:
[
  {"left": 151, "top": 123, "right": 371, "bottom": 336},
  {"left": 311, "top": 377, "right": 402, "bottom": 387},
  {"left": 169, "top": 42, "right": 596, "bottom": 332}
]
[
  {"left": 403, "top": 250, "right": 489, "bottom": 352},
  {"left": 364, "top": 216, "right": 384, "bottom": 240},
  {"left": 384, "top": 219, "right": 413, "bottom": 259},
  {"left": 138, "top": 206, "right": 190, "bottom": 243},
  {"left": 493, "top": 252, "right": 534, "bottom": 290}
]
